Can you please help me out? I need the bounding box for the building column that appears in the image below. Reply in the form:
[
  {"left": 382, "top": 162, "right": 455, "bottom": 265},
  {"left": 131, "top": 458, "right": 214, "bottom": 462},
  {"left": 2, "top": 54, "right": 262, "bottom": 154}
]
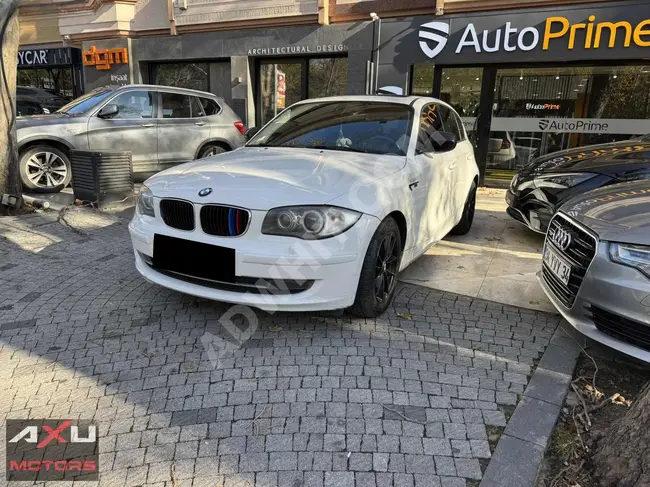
[{"left": 231, "top": 56, "right": 255, "bottom": 128}]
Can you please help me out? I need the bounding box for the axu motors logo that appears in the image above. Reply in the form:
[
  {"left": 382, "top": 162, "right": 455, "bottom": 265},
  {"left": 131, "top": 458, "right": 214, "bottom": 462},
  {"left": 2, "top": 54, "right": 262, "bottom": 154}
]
[{"left": 6, "top": 419, "right": 99, "bottom": 481}]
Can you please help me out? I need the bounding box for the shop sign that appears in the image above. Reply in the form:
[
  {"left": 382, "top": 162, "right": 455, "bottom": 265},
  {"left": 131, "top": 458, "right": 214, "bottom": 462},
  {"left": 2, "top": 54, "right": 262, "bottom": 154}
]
[
  {"left": 419, "top": 16, "right": 650, "bottom": 60},
  {"left": 17, "top": 47, "right": 77, "bottom": 67},
  {"left": 82, "top": 46, "right": 129, "bottom": 71},
  {"left": 247, "top": 44, "right": 346, "bottom": 56},
  {"left": 461, "top": 116, "right": 650, "bottom": 134}
]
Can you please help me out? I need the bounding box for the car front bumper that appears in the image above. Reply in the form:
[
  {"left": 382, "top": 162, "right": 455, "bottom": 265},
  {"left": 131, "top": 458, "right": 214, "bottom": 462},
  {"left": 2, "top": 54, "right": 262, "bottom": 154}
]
[
  {"left": 129, "top": 210, "right": 380, "bottom": 312},
  {"left": 506, "top": 189, "right": 554, "bottom": 234},
  {"left": 538, "top": 244, "right": 650, "bottom": 363}
]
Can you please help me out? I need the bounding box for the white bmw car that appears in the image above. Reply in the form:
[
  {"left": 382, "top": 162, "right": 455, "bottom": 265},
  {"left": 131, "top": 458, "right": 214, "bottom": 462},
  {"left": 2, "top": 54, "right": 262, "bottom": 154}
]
[{"left": 129, "top": 96, "right": 479, "bottom": 317}]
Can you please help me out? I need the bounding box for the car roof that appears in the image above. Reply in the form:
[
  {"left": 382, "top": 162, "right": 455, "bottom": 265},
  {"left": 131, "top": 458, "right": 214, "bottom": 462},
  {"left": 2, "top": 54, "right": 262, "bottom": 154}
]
[
  {"left": 113, "top": 84, "right": 220, "bottom": 99},
  {"left": 292, "top": 95, "right": 446, "bottom": 107}
]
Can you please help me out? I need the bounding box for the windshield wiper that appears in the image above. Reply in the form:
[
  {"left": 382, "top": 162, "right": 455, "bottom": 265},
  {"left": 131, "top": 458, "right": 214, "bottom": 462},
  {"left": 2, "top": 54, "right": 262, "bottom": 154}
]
[{"left": 309, "top": 145, "right": 368, "bottom": 154}]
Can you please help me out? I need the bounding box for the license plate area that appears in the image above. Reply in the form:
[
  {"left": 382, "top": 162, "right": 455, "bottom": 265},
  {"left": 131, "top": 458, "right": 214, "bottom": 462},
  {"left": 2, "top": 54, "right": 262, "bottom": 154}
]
[
  {"left": 153, "top": 234, "right": 235, "bottom": 283},
  {"left": 543, "top": 245, "right": 571, "bottom": 286}
]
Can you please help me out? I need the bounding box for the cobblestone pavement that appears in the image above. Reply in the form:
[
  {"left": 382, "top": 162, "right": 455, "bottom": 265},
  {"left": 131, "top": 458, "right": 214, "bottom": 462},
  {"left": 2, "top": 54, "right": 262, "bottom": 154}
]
[{"left": 0, "top": 210, "right": 560, "bottom": 487}]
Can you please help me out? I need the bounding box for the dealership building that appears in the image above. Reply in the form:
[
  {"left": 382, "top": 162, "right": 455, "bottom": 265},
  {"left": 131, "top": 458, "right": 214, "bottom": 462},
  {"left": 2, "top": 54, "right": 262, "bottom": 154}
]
[{"left": 17, "top": 0, "right": 650, "bottom": 184}]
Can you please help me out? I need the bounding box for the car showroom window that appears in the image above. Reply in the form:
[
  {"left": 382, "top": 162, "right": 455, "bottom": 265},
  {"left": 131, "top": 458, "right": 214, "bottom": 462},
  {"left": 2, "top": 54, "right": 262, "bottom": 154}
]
[
  {"left": 416, "top": 103, "right": 444, "bottom": 154},
  {"left": 200, "top": 98, "right": 220, "bottom": 116},
  {"left": 162, "top": 93, "right": 192, "bottom": 118},
  {"left": 110, "top": 91, "right": 154, "bottom": 120},
  {"left": 247, "top": 101, "right": 413, "bottom": 156},
  {"left": 190, "top": 97, "right": 205, "bottom": 118}
]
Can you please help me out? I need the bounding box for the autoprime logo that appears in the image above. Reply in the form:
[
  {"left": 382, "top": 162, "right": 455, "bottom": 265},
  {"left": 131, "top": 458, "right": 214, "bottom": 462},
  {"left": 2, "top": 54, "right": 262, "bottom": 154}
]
[
  {"left": 418, "top": 21, "right": 450, "bottom": 58},
  {"left": 538, "top": 119, "right": 609, "bottom": 133},
  {"left": 6, "top": 419, "right": 98, "bottom": 481}
]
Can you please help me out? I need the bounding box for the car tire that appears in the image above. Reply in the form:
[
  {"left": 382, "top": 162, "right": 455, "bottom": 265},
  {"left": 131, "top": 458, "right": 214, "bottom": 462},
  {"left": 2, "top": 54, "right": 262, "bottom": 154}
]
[
  {"left": 450, "top": 181, "right": 477, "bottom": 236},
  {"left": 348, "top": 217, "right": 403, "bottom": 318},
  {"left": 198, "top": 144, "right": 227, "bottom": 159},
  {"left": 19, "top": 145, "right": 72, "bottom": 193}
]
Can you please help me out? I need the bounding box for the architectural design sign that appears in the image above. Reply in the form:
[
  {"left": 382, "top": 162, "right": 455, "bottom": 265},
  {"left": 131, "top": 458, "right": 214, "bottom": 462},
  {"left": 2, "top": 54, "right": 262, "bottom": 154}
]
[
  {"left": 82, "top": 46, "right": 129, "bottom": 71},
  {"left": 247, "top": 44, "right": 346, "bottom": 56}
]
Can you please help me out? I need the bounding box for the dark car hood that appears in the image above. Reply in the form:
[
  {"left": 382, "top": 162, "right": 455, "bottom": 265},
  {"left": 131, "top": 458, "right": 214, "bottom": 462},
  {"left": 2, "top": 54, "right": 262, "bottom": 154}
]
[
  {"left": 518, "top": 141, "right": 650, "bottom": 179},
  {"left": 560, "top": 180, "right": 650, "bottom": 245}
]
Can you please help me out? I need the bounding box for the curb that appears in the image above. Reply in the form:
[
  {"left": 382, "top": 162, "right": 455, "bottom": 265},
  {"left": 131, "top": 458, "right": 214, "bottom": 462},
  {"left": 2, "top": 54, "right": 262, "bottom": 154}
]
[{"left": 480, "top": 323, "right": 582, "bottom": 487}]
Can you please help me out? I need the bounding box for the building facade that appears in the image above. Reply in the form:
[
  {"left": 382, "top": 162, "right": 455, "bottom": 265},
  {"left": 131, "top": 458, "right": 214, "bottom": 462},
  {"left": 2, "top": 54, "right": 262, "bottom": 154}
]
[{"left": 18, "top": 0, "right": 647, "bottom": 184}]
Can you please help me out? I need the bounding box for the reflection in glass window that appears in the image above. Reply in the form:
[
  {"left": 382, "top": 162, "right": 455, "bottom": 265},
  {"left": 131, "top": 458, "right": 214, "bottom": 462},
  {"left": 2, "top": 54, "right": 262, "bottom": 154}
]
[
  {"left": 153, "top": 63, "right": 209, "bottom": 92},
  {"left": 308, "top": 58, "right": 348, "bottom": 98},
  {"left": 110, "top": 91, "right": 154, "bottom": 119},
  {"left": 260, "top": 63, "right": 304, "bottom": 125},
  {"left": 411, "top": 64, "right": 434, "bottom": 95},
  {"left": 17, "top": 68, "right": 74, "bottom": 111}
]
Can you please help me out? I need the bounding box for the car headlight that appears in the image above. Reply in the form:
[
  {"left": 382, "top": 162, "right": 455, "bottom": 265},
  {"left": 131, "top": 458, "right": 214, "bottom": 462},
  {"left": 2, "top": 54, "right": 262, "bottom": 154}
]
[
  {"left": 533, "top": 173, "right": 597, "bottom": 189},
  {"left": 136, "top": 185, "right": 155, "bottom": 217},
  {"left": 262, "top": 205, "right": 361, "bottom": 239},
  {"left": 609, "top": 243, "right": 650, "bottom": 278}
]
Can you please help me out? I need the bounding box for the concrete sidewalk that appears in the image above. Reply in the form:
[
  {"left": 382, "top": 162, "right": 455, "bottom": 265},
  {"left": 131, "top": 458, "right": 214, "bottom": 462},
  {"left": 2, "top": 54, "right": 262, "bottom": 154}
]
[{"left": 401, "top": 188, "right": 553, "bottom": 313}]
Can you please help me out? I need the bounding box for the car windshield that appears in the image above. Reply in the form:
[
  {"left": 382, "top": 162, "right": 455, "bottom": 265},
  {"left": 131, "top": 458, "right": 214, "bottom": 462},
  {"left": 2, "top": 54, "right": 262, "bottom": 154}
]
[
  {"left": 56, "top": 88, "right": 114, "bottom": 115},
  {"left": 247, "top": 101, "right": 413, "bottom": 156}
]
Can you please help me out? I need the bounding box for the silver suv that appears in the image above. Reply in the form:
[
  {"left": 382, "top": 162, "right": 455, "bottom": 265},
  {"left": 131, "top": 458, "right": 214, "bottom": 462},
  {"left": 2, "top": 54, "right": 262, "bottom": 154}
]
[{"left": 16, "top": 84, "right": 247, "bottom": 192}]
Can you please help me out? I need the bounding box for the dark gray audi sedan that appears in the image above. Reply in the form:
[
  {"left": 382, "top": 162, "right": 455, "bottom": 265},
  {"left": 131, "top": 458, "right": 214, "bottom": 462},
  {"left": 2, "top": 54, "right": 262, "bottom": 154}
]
[
  {"left": 16, "top": 84, "right": 246, "bottom": 192},
  {"left": 539, "top": 180, "right": 650, "bottom": 362}
]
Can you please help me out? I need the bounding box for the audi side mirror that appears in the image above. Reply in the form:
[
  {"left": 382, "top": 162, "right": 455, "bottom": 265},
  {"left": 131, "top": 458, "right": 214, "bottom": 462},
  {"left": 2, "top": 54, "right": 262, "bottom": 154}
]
[{"left": 98, "top": 104, "right": 119, "bottom": 119}]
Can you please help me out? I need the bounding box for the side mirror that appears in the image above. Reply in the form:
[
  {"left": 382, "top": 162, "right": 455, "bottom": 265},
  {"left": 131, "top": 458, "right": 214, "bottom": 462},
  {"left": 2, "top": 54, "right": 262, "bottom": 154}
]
[
  {"left": 434, "top": 131, "right": 458, "bottom": 153},
  {"left": 245, "top": 126, "right": 260, "bottom": 140},
  {"left": 98, "top": 104, "right": 119, "bottom": 119}
]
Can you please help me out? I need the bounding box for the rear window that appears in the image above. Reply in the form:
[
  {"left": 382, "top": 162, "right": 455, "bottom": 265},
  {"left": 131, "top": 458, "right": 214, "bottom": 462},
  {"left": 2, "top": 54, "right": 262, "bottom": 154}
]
[{"left": 200, "top": 98, "right": 220, "bottom": 116}]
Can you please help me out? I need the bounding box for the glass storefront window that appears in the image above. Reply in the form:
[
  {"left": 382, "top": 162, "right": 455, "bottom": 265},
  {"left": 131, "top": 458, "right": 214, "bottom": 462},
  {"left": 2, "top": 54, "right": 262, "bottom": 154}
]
[
  {"left": 439, "top": 67, "right": 483, "bottom": 143},
  {"left": 486, "top": 65, "right": 650, "bottom": 185},
  {"left": 411, "top": 64, "right": 434, "bottom": 95},
  {"left": 259, "top": 57, "right": 348, "bottom": 126},
  {"left": 308, "top": 58, "right": 348, "bottom": 98},
  {"left": 17, "top": 68, "right": 74, "bottom": 111},
  {"left": 152, "top": 62, "right": 209, "bottom": 92}
]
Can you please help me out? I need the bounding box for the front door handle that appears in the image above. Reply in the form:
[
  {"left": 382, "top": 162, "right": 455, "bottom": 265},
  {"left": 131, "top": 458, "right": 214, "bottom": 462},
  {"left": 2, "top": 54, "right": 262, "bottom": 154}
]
[
  {"left": 194, "top": 121, "right": 206, "bottom": 126},
  {"left": 141, "top": 123, "right": 155, "bottom": 128}
]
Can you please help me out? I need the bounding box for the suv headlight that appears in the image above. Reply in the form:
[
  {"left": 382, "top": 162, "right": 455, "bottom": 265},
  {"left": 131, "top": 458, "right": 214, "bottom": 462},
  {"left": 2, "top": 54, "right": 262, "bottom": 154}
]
[
  {"left": 262, "top": 205, "right": 361, "bottom": 239},
  {"left": 136, "top": 185, "right": 155, "bottom": 217},
  {"left": 533, "top": 173, "right": 597, "bottom": 189},
  {"left": 609, "top": 243, "right": 650, "bottom": 278}
]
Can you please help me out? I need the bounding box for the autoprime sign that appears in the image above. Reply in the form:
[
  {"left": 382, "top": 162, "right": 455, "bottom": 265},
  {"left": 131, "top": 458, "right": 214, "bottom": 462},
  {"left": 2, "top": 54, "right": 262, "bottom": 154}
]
[
  {"left": 6, "top": 419, "right": 98, "bottom": 481},
  {"left": 384, "top": 1, "right": 650, "bottom": 65}
]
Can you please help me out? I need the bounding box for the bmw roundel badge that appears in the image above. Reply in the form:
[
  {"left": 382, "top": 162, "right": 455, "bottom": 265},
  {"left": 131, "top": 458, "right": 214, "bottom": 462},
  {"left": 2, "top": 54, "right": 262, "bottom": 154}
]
[{"left": 198, "top": 188, "right": 213, "bottom": 197}]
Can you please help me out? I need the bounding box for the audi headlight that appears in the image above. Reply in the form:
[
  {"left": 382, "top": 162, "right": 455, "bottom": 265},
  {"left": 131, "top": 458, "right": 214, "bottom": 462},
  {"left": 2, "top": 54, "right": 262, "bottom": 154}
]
[
  {"left": 609, "top": 243, "right": 650, "bottom": 278},
  {"left": 136, "top": 185, "right": 155, "bottom": 217},
  {"left": 533, "top": 173, "right": 597, "bottom": 189},
  {"left": 262, "top": 206, "right": 361, "bottom": 239}
]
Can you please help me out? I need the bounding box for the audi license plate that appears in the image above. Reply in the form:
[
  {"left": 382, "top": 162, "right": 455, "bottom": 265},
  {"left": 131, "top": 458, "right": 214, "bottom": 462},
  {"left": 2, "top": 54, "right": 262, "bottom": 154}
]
[{"left": 543, "top": 245, "right": 571, "bottom": 285}]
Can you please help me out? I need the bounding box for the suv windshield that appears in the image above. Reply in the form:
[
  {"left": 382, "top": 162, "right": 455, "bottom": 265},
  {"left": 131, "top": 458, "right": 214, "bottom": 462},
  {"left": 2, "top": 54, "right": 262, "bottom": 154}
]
[
  {"left": 57, "top": 88, "right": 114, "bottom": 115},
  {"left": 247, "top": 101, "right": 413, "bottom": 156}
]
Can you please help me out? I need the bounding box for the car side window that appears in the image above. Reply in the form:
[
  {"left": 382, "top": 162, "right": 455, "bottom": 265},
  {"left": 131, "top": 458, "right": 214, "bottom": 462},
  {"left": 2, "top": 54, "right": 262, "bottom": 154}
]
[
  {"left": 439, "top": 105, "right": 463, "bottom": 141},
  {"left": 416, "top": 103, "right": 445, "bottom": 154},
  {"left": 161, "top": 93, "right": 192, "bottom": 118},
  {"left": 453, "top": 112, "right": 466, "bottom": 141},
  {"left": 107, "top": 91, "right": 154, "bottom": 120},
  {"left": 200, "top": 98, "right": 220, "bottom": 116},
  {"left": 190, "top": 97, "right": 205, "bottom": 118}
]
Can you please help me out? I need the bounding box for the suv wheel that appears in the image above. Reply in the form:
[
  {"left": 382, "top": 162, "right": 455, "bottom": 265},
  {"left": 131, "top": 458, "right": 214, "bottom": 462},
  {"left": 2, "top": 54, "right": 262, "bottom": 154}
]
[
  {"left": 198, "top": 144, "right": 227, "bottom": 159},
  {"left": 19, "top": 145, "right": 71, "bottom": 193}
]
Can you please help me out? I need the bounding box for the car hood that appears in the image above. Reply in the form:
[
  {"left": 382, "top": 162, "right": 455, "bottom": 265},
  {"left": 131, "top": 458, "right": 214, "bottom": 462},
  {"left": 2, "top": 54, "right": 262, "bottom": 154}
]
[
  {"left": 16, "top": 113, "right": 75, "bottom": 128},
  {"left": 560, "top": 180, "right": 650, "bottom": 245},
  {"left": 517, "top": 141, "right": 650, "bottom": 179},
  {"left": 145, "top": 147, "right": 406, "bottom": 211}
]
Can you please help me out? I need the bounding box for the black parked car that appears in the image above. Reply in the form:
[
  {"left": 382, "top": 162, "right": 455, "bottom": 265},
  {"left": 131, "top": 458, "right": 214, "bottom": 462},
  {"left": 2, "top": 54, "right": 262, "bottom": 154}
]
[{"left": 506, "top": 140, "right": 650, "bottom": 233}]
